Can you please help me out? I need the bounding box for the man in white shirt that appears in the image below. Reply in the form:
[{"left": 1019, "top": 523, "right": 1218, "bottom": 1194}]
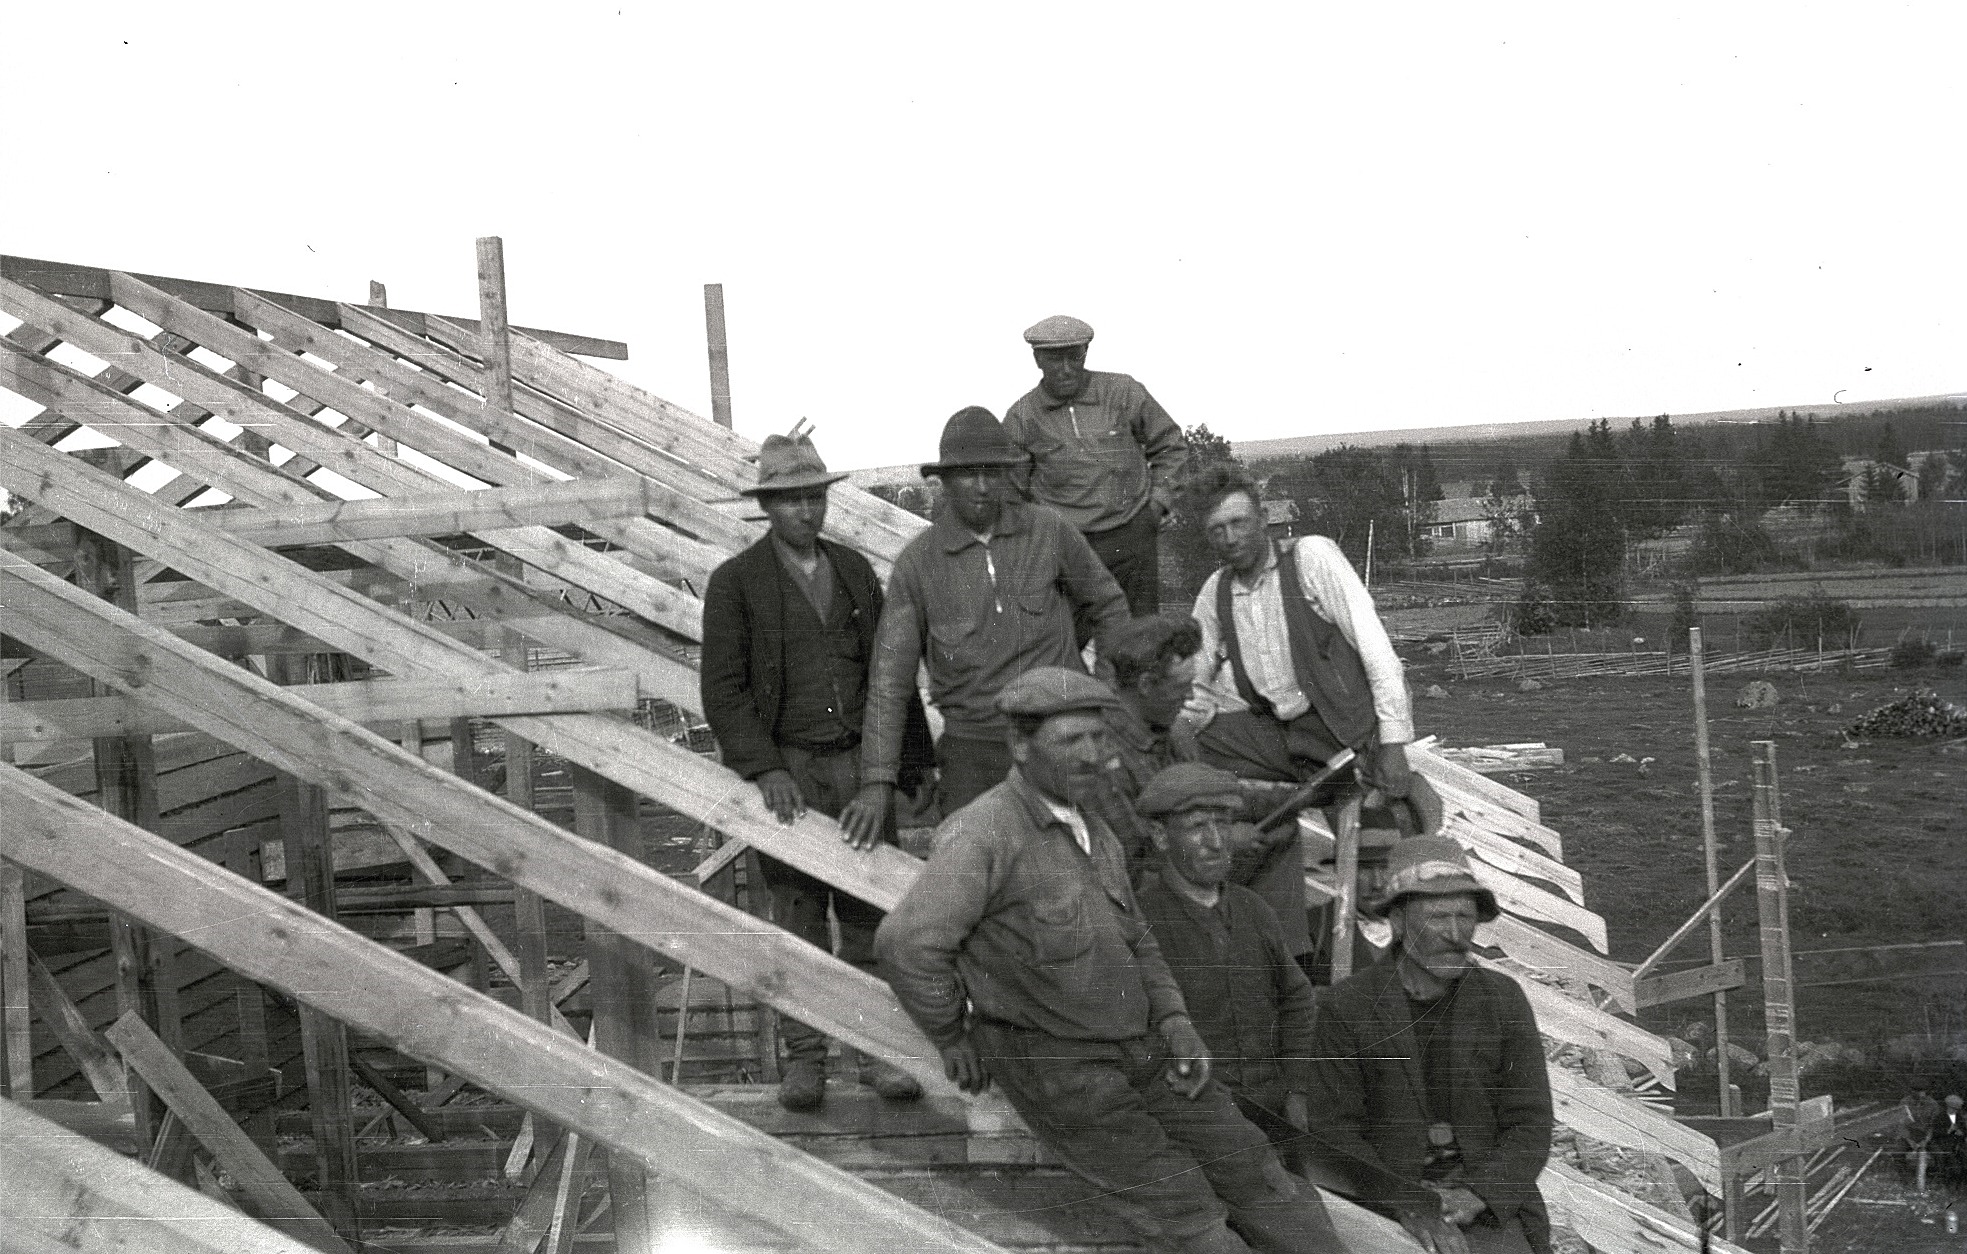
[{"left": 1178, "top": 462, "right": 1439, "bottom": 961}]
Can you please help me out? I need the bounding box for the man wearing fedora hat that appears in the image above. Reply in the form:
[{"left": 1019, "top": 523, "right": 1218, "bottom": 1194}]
[
  {"left": 701, "top": 433, "right": 935, "bottom": 1110},
  {"left": 1307, "top": 836, "right": 1553, "bottom": 1254},
  {"left": 1006, "top": 315, "right": 1187, "bottom": 618},
  {"left": 841, "top": 407, "right": 1128, "bottom": 838}
]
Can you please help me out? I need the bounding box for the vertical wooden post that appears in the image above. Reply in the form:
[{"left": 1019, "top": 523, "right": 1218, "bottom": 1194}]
[
  {"left": 222, "top": 829, "right": 277, "bottom": 1155},
  {"left": 1328, "top": 796, "right": 1364, "bottom": 982},
  {"left": 475, "top": 238, "right": 517, "bottom": 417},
  {"left": 0, "top": 858, "right": 30, "bottom": 1097},
  {"left": 1689, "top": 628, "right": 1734, "bottom": 1120},
  {"left": 272, "top": 659, "right": 361, "bottom": 1241},
  {"left": 1753, "top": 740, "right": 1808, "bottom": 1254},
  {"left": 574, "top": 767, "right": 660, "bottom": 1250},
  {"left": 367, "top": 280, "right": 388, "bottom": 307},
  {"left": 704, "top": 282, "right": 733, "bottom": 429},
  {"left": 71, "top": 510, "right": 168, "bottom": 1144}
]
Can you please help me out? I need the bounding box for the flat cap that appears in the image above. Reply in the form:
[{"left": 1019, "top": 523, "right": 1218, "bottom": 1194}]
[
  {"left": 994, "top": 667, "right": 1118, "bottom": 719},
  {"left": 1022, "top": 314, "right": 1094, "bottom": 349},
  {"left": 1135, "top": 763, "right": 1245, "bottom": 819}
]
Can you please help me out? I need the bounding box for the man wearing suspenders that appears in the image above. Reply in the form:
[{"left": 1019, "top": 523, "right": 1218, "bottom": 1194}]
[{"left": 1178, "top": 461, "right": 1439, "bottom": 964}]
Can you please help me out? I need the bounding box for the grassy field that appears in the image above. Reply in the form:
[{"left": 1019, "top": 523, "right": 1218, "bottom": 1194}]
[{"left": 1408, "top": 655, "right": 1967, "bottom": 1113}]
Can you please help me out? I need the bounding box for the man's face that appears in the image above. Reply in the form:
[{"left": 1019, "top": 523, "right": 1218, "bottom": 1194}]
[
  {"left": 1392, "top": 893, "right": 1482, "bottom": 983},
  {"left": 941, "top": 466, "right": 1007, "bottom": 533},
  {"left": 1202, "top": 491, "right": 1268, "bottom": 575},
  {"left": 1135, "top": 651, "right": 1196, "bottom": 730},
  {"left": 1152, "top": 805, "right": 1236, "bottom": 889},
  {"left": 758, "top": 486, "right": 829, "bottom": 550},
  {"left": 1033, "top": 345, "right": 1090, "bottom": 403},
  {"left": 1012, "top": 710, "right": 1114, "bottom": 805}
]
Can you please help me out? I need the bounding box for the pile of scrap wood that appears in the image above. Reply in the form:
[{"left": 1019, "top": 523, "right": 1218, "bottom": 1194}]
[{"left": 1435, "top": 742, "right": 1566, "bottom": 773}]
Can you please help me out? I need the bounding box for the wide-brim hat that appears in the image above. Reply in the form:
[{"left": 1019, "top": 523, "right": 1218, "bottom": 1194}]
[
  {"left": 741, "top": 433, "right": 849, "bottom": 496},
  {"left": 921, "top": 406, "right": 1029, "bottom": 477},
  {"left": 1363, "top": 834, "right": 1500, "bottom": 922}
]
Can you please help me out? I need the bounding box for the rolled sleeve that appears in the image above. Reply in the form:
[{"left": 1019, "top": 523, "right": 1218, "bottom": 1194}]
[{"left": 1292, "top": 537, "right": 1415, "bottom": 743}]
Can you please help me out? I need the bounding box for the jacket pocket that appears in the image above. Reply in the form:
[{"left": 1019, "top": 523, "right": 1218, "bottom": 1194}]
[
  {"left": 928, "top": 618, "right": 979, "bottom": 679},
  {"left": 1025, "top": 893, "right": 1092, "bottom": 967}
]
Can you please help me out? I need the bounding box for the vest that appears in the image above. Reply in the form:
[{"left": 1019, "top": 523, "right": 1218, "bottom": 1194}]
[
  {"left": 1215, "top": 541, "right": 1378, "bottom": 751},
  {"left": 774, "top": 561, "right": 868, "bottom": 752}
]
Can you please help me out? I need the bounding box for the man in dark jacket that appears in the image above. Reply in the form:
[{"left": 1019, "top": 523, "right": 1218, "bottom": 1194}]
[
  {"left": 1307, "top": 836, "right": 1553, "bottom": 1254},
  {"left": 700, "top": 433, "right": 934, "bottom": 1111},
  {"left": 1134, "top": 764, "right": 1319, "bottom": 1173}
]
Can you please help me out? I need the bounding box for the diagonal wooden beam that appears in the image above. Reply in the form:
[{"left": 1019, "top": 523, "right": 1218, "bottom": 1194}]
[
  {"left": 0, "top": 346, "right": 702, "bottom": 710},
  {"left": 2, "top": 1097, "right": 326, "bottom": 1254},
  {"left": 0, "top": 549, "right": 938, "bottom": 1088},
  {"left": 104, "top": 1011, "right": 349, "bottom": 1252},
  {"left": 0, "top": 428, "right": 921, "bottom": 912},
  {"left": 0, "top": 768, "right": 1009, "bottom": 1254},
  {"left": 0, "top": 253, "right": 627, "bottom": 359},
  {"left": 26, "top": 950, "right": 130, "bottom": 1109}
]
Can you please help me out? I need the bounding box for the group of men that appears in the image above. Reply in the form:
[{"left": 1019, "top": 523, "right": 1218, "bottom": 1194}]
[
  {"left": 699, "top": 315, "right": 1553, "bottom": 1254},
  {"left": 1900, "top": 1084, "right": 1967, "bottom": 1195}
]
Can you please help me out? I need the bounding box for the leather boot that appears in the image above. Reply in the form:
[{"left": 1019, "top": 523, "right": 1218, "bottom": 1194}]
[
  {"left": 854, "top": 1052, "right": 924, "bottom": 1102},
  {"left": 777, "top": 1059, "right": 827, "bottom": 1111}
]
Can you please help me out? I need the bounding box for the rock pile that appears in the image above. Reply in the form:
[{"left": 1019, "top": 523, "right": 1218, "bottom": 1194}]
[{"left": 1844, "top": 688, "right": 1967, "bottom": 739}]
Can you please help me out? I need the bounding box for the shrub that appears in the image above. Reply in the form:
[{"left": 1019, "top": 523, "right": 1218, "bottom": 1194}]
[
  {"left": 1687, "top": 516, "right": 1782, "bottom": 576},
  {"left": 1511, "top": 579, "right": 1556, "bottom": 637},
  {"left": 1746, "top": 594, "right": 1860, "bottom": 649},
  {"left": 1670, "top": 582, "right": 1701, "bottom": 644},
  {"left": 1890, "top": 637, "right": 1938, "bottom": 669}
]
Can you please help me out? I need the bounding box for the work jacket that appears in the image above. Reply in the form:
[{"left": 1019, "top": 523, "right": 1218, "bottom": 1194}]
[
  {"left": 1005, "top": 370, "right": 1187, "bottom": 533},
  {"left": 875, "top": 769, "right": 1189, "bottom": 1048},
  {"left": 861, "top": 499, "right": 1127, "bottom": 784},
  {"left": 700, "top": 536, "right": 932, "bottom": 781}
]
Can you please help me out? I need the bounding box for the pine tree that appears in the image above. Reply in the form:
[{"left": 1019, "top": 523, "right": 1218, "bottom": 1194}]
[{"left": 1526, "top": 427, "right": 1627, "bottom": 625}]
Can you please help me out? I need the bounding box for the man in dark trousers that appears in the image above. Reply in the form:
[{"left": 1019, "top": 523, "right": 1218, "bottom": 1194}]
[
  {"left": 842, "top": 407, "right": 1128, "bottom": 840},
  {"left": 1934, "top": 1093, "right": 1967, "bottom": 1194},
  {"left": 1308, "top": 836, "right": 1553, "bottom": 1254},
  {"left": 1179, "top": 460, "right": 1441, "bottom": 964},
  {"left": 876, "top": 669, "right": 1341, "bottom": 1254},
  {"left": 1134, "top": 764, "right": 1319, "bottom": 1174},
  {"left": 1005, "top": 315, "right": 1187, "bottom": 617},
  {"left": 700, "top": 433, "right": 934, "bottom": 1111}
]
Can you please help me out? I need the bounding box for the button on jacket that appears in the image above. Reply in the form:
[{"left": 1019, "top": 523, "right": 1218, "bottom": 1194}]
[
  {"left": 860, "top": 499, "right": 1127, "bottom": 785},
  {"left": 1137, "top": 872, "right": 1317, "bottom": 1099},
  {"left": 874, "top": 770, "right": 1189, "bottom": 1048},
  {"left": 1005, "top": 371, "right": 1187, "bottom": 533}
]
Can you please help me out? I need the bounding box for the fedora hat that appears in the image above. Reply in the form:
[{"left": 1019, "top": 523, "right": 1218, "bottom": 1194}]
[
  {"left": 741, "top": 434, "right": 849, "bottom": 496},
  {"left": 921, "top": 407, "right": 1029, "bottom": 477},
  {"left": 1364, "top": 834, "right": 1499, "bottom": 922}
]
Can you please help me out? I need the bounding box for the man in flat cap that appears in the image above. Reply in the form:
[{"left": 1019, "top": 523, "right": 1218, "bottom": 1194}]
[
  {"left": 841, "top": 407, "right": 1128, "bottom": 838},
  {"left": 1006, "top": 315, "right": 1188, "bottom": 621},
  {"left": 1089, "top": 614, "right": 1206, "bottom": 879},
  {"left": 1134, "top": 764, "right": 1321, "bottom": 1175},
  {"left": 700, "top": 433, "right": 934, "bottom": 1110},
  {"left": 1308, "top": 836, "right": 1552, "bottom": 1254},
  {"left": 877, "top": 669, "right": 1340, "bottom": 1254}
]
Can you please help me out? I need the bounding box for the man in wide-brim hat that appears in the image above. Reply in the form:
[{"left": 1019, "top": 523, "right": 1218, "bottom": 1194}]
[
  {"left": 840, "top": 407, "right": 1128, "bottom": 837},
  {"left": 700, "top": 432, "right": 934, "bottom": 1111},
  {"left": 1307, "top": 836, "right": 1555, "bottom": 1253}
]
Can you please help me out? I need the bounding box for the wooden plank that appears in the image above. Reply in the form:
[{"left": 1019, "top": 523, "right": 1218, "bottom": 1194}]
[
  {"left": 0, "top": 346, "right": 703, "bottom": 712},
  {"left": 1477, "top": 913, "right": 1636, "bottom": 1012},
  {"left": 1752, "top": 741, "right": 1806, "bottom": 1254},
  {"left": 25, "top": 949, "right": 128, "bottom": 1107},
  {"left": 348, "top": 1052, "right": 445, "bottom": 1142},
  {"left": 1409, "top": 741, "right": 1543, "bottom": 825},
  {"left": 1633, "top": 858, "right": 1756, "bottom": 982},
  {"left": 1475, "top": 957, "right": 1674, "bottom": 1087},
  {"left": 103, "top": 1011, "right": 349, "bottom": 1251},
  {"left": 0, "top": 252, "right": 626, "bottom": 358},
  {"left": 2, "top": 1096, "right": 325, "bottom": 1254},
  {"left": 0, "top": 433, "right": 917, "bottom": 914},
  {"left": 0, "top": 558, "right": 946, "bottom": 1092},
  {"left": 0, "top": 670, "right": 642, "bottom": 740},
  {"left": 0, "top": 768, "right": 1013, "bottom": 1254},
  {"left": 1636, "top": 958, "right": 1747, "bottom": 1009},
  {"left": 1548, "top": 1064, "right": 1722, "bottom": 1195},
  {"left": 193, "top": 476, "right": 658, "bottom": 547},
  {"left": 1540, "top": 1160, "right": 1751, "bottom": 1254},
  {"left": 1, "top": 859, "right": 31, "bottom": 1096},
  {"left": 703, "top": 282, "right": 733, "bottom": 428},
  {"left": 1468, "top": 857, "right": 1608, "bottom": 953},
  {"left": 91, "top": 273, "right": 708, "bottom": 643},
  {"left": 1441, "top": 810, "right": 1584, "bottom": 903}
]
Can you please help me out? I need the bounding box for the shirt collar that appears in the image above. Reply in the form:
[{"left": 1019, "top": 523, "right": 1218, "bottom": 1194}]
[
  {"left": 934, "top": 498, "right": 1029, "bottom": 552},
  {"left": 771, "top": 534, "right": 828, "bottom": 574},
  {"left": 1030, "top": 372, "right": 1105, "bottom": 412},
  {"left": 1228, "top": 542, "right": 1279, "bottom": 593},
  {"left": 1156, "top": 863, "right": 1224, "bottom": 916},
  {"left": 1007, "top": 768, "right": 1081, "bottom": 836}
]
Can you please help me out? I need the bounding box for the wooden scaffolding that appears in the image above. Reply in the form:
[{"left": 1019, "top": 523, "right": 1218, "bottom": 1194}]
[{"left": 1, "top": 247, "right": 1742, "bottom": 1253}]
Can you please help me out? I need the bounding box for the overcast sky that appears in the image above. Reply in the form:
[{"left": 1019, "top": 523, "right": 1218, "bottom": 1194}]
[{"left": 5, "top": 3, "right": 1962, "bottom": 472}]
